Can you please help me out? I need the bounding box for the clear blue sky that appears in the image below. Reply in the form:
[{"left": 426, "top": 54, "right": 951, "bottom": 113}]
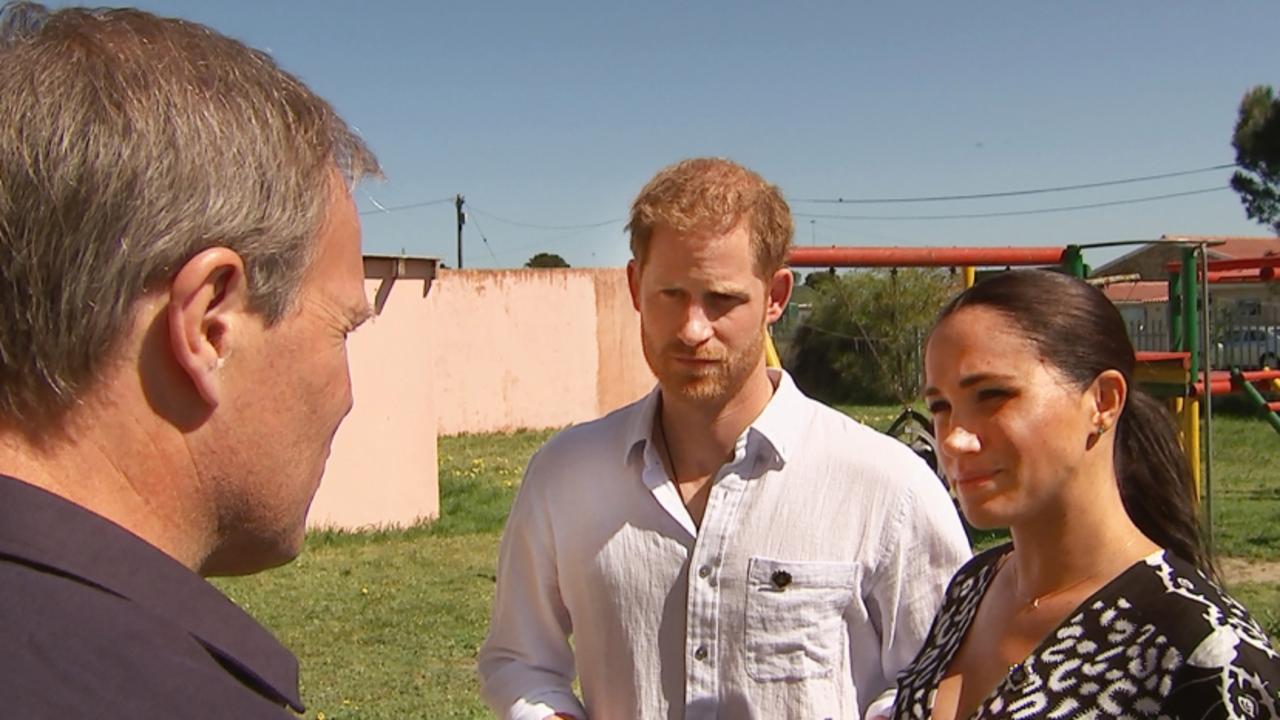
[{"left": 75, "top": 2, "right": 1280, "bottom": 268}]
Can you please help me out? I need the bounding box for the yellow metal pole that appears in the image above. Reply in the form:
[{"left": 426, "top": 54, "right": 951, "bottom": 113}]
[
  {"left": 963, "top": 266, "right": 976, "bottom": 288},
  {"left": 765, "top": 332, "right": 782, "bottom": 369},
  {"left": 1170, "top": 397, "right": 1183, "bottom": 443},
  {"left": 1183, "top": 397, "right": 1202, "bottom": 502}
]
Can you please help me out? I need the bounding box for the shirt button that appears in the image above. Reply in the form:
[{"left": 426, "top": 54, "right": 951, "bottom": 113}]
[
  {"left": 698, "top": 565, "right": 711, "bottom": 578},
  {"left": 1009, "top": 665, "right": 1027, "bottom": 687},
  {"left": 694, "top": 645, "right": 708, "bottom": 661},
  {"left": 771, "top": 569, "right": 792, "bottom": 589}
]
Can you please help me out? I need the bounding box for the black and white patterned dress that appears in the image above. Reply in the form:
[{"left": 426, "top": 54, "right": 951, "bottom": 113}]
[{"left": 893, "top": 543, "right": 1280, "bottom": 719}]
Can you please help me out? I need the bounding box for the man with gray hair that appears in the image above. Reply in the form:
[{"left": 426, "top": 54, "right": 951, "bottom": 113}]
[{"left": 0, "top": 3, "right": 379, "bottom": 717}]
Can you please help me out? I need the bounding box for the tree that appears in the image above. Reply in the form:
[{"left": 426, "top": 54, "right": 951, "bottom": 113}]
[
  {"left": 524, "top": 252, "right": 570, "bottom": 268},
  {"left": 1231, "top": 85, "right": 1280, "bottom": 235},
  {"left": 786, "top": 268, "right": 960, "bottom": 405},
  {"left": 802, "top": 268, "right": 838, "bottom": 291}
]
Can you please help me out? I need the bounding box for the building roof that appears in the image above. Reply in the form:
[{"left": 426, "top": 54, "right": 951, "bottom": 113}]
[
  {"left": 1163, "top": 235, "right": 1280, "bottom": 260},
  {"left": 1092, "top": 235, "right": 1280, "bottom": 278},
  {"left": 1102, "top": 280, "right": 1169, "bottom": 304}
]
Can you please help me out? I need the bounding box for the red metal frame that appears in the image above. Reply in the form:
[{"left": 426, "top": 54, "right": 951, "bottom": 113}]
[
  {"left": 1165, "top": 255, "right": 1280, "bottom": 278},
  {"left": 788, "top": 246, "right": 1066, "bottom": 268},
  {"left": 1136, "top": 352, "right": 1280, "bottom": 396}
]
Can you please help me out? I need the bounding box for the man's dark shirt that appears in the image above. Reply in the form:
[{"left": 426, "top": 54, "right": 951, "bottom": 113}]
[{"left": 0, "top": 474, "right": 304, "bottom": 718}]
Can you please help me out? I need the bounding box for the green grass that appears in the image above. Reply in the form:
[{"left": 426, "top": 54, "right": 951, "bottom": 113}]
[
  {"left": 837, "top": 403, "right": 922, "bottom": 429},
  {"left": 1235, "top": 582, "right": 1280, "bottom": 639},
  {"left": 215, "top": 406, "right": 1280, "bottom": 719},
  {"left": 1206, "top": 412, "right": 1280, "bottom": 559},
  {"left": 216, "top": 430, "right": 553, "bottom": 719},
  {"left": 219, "top": 533, "right": 498, "bottom": 719},
  {"left": 431, "top": 430, "right": 554, "bottom": 536}
]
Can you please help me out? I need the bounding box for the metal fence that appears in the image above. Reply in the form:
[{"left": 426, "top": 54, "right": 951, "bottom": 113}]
[
  {"left": 1127, "top": 317, "right": 1172, "bottom": 353},
  {"left": 1125, "top": 305, "right": 1280, "bottom": 370}
]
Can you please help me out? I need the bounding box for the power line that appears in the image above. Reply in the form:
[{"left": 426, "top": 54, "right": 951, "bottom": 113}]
[
  {"left": 794, "top": 186, "right": 1228, "bottom": 222},
  {"left": 788, "top": 163, "right": 1236, "bottom": 204},
  {"left": 355, "top": 162, "right": 1237, "bottom": 233},
  {"left": 805, "top": 220, "right": 915, "bottom": 246},
  {"left": 358, "top": 196, "right": 455, "bottom": 216},
  {"left": 485, "top": 225, "right": 607, "bottom": 260},
  {"left": 467, "top": 205, "right": 626, "bottom": 230},
  {"left": 467, "top": 212, "right": 500, "bottom": 264}
]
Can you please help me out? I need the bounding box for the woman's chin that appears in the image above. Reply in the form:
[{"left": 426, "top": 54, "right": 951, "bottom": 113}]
[{"left": 956, "top": 498, "right": 1011, "bottom": 531}]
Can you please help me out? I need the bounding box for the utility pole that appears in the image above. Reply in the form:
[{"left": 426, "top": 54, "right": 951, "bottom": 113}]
[{"left": 455, "top": 193, "right": 465, "bottom": 269}]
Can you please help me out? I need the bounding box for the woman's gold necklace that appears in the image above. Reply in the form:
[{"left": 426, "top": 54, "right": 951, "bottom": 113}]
[{"left": 1007, "top": 537, "right": 1139, "bottom": 611}]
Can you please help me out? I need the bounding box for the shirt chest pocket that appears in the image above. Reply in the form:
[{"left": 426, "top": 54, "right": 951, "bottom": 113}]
[{"left": 744, "top": 556, "right": 860, "bottom": 682}]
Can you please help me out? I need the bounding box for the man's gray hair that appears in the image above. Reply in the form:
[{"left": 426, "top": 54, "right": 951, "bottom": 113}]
[{"left": 0, "top": 2, "right": 381, "bottom": 425}]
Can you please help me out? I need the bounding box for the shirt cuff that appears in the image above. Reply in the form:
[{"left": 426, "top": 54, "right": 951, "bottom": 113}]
[{"left": 510, "top": 693, "right": 587, "bottom": 720}]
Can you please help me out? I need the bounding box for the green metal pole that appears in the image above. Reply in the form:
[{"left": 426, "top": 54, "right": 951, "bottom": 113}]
[
  {"left": 1063, "top": 245, "right": 1085, "bottom": 278},
  {"left": 1168, "top": 272, "right": 1183, "bottom": 351},
  {"left": 1198, "top": 246, "right": 1214, "bottom": 556},
  {"left": 1182, "top": 248, "right": 1199, "bottom": 378},
  {"left": 1234, "top": 370, "right": 1280, "bottom": 435}
]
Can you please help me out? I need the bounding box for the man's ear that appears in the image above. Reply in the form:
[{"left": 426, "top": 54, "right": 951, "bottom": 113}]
[
  {"left": 167, "top": 248, "right": 252, "bottom": 408},
  {"left": 765, "top": 267, "right": 794, "bottom": 324},
  {"left": 626, "top": 259, "right": 641, "bottom": 312}
]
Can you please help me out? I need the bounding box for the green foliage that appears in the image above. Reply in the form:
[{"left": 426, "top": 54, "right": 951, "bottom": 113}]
[
  {"left": 788, "top": 269, "right": 960, "bottom": 405},
  {"left": 802, "top": 268, "right": 837, "bottom": 291},
  {"left": 1231, "top": 85, "right": 1280, "bottom": 235},
  {"left": 524, "top": 252, "right": 570, "bottom": 268}
]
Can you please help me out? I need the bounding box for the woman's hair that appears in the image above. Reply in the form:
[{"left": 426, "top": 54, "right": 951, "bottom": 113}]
[{"left": 935, "top": 269, "right": 1217, "bottom": 581}]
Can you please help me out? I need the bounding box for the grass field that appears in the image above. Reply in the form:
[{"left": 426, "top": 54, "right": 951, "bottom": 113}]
[{"left": 217, "top": 405, "right": 1280, "bottom": 719}]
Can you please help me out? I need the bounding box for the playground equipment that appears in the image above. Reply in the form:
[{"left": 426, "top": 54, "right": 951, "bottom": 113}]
[
  {"left": 1134, "top": 250, "right": 1280, "bottom": 460},
  {"left": 788, "top": 245, "right": 1076, "bottom": 283},
  {"left": 782, "top": 245, "right": 1084, "bottom": 484},
  {"left": 1128, "top": 247, "right": 1280, "bottom": 547},
  {"left": 883, "top": 408, "right": 945, "bottom": 490},
  {"left": 782, "top": 243, "right": 1280, "bottom": 529}
]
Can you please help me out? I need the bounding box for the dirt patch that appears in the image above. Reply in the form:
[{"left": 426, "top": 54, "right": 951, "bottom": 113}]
[{"left": 1222, "top": 557, "right": 1280, "bottom": 585}]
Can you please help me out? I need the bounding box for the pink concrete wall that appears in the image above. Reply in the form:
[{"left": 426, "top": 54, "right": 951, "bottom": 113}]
[
  {"left": 309, "top": 264, "right": 654, "bottom": 529},
  {"left": 430, "top": 269, "right": 655, "bottom": 435},
  {"left": 593, "top": 271, "right": 656, "bottom": 417},
  {"left": 308, "top": 265, "right": 440, "bottom": 529}
]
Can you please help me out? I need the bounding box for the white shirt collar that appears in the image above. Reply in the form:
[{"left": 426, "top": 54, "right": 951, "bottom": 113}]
[{"left": 623, "top": 368, "right": 805, "bottom": 470}]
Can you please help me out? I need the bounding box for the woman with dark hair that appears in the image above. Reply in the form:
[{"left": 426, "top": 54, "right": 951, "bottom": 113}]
[{"left": 892, "top": 270, "right": 1280, "bottom": 719}]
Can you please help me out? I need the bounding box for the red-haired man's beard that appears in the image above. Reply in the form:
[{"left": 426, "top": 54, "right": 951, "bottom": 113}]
[{"left": 640, "top": 325, "right": 765, "bottom": 405}]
